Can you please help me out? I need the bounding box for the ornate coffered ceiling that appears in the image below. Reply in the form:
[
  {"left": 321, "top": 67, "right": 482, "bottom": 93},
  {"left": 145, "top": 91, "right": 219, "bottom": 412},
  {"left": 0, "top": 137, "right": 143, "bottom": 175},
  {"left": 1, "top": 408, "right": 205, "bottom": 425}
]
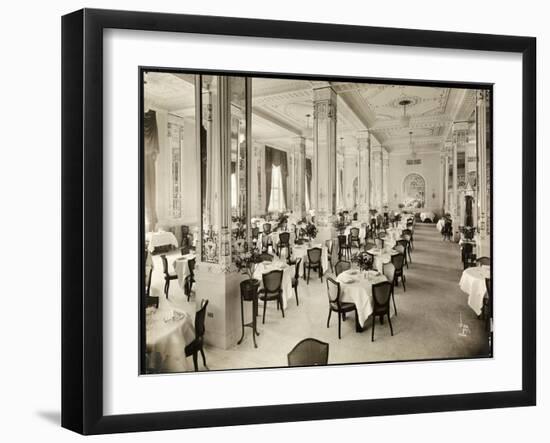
[{"left": 144, "top": 72, "right": 477, "bottom": 155}]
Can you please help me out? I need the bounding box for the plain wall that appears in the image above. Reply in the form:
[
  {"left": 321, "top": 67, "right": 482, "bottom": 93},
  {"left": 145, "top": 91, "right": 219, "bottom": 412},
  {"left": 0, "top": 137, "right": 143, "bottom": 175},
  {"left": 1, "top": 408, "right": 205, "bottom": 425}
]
[{"left": 0, "top": 1, "right": 545, "bottom": 442}]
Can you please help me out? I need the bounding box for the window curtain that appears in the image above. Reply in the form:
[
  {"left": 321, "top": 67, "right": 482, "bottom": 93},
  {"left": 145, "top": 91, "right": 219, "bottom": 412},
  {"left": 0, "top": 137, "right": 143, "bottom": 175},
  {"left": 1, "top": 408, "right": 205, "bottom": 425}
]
[
  {"left": 144, "top": 110, "right": 160, "bottom": 232},
  {"left": 265, "top": 146, "right": 289, "bottom": 212},
  {"left": 305, "top": 158, "right": 312, "bottom": 210}
]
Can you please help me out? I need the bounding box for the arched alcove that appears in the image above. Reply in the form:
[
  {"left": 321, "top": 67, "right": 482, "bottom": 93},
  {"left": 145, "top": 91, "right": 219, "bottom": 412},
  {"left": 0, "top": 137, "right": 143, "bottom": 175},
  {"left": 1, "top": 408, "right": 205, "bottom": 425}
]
[{"left": 402, "top": 173, "right": 426, "bottom": 208}]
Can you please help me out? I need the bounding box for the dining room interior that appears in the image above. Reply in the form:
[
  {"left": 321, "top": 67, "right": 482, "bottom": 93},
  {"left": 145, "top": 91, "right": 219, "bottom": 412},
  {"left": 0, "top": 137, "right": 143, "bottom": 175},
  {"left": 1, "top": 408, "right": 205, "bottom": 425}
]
[{"left": 142, "top": 70, "right": 493, "bottom": 374}]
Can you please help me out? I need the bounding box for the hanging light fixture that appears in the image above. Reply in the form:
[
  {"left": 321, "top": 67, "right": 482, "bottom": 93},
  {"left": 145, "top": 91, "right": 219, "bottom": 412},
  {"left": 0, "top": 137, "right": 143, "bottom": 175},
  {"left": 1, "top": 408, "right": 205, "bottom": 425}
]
[
  {"left": 409, "top": 131, "right": 417, "bottom": 158},
  {"left": 399, "top": 99, "right": 412, "bottom": 127}
]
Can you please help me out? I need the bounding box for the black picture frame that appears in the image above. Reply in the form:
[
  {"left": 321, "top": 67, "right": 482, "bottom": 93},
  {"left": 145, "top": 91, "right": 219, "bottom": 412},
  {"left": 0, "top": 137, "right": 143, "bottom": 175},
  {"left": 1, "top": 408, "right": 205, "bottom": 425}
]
[{"left": 62, "top": 8, "right": 536, "bottom": 435}]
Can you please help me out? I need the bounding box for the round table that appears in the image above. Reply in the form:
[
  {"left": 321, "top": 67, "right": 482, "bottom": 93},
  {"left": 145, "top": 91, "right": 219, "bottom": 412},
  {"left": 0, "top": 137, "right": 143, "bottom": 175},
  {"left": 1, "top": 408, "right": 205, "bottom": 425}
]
[
  {"left": 367, "top": 247, "right": 400, "bottom": 272},
  {"left": 172, "top": 254, "right": 196, "bottom": 290},
  {"left": 336, "top": 269, "right": 388, "bottom": 327},
  {"left": 459, "top": 266, "right": 491, "bottom": 315}
]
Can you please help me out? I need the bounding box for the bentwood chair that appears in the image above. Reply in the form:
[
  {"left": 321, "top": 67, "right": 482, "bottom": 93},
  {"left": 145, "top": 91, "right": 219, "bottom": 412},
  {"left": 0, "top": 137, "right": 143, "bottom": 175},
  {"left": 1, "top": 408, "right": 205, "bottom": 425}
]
[
  {"left": 326, "top": 277, "right": 357, "bottom": 339},
  {"left": 443, "top": 220, "right": 453, "bottom": 241},
  {"left": 287, "top": 338, "right": 329, "bottom": 367},
  {"left": 338, "top": 234, "right": 351, "bottom": 260},
  {"left": 477, "top": 256, "right": 491, "bottom": 267},
  {"left": 263, "top": 223, "right": 272, "bottom": 235},
  {"left": 395, "top": 239, "right": 411, "bottom": 267},
  {"left": 325, "top": 239, "right": 334, "bottom": 273},
  {"left": 278, "top": 231, "right": 291, "bottom": 258},
  {"left": 184, "top": 257, "right": 196, "bottom": 302},
  {"left": 251, "top": 226, "right": 260, "bottom": 245},
  {"left": 145, "top": 259, "right": 159, "bottom": 309},
  {"left": 335, "top": 260, "right": 351, "bottom": 276},
  {"left": 160, "top": 254, "right": 178, "bottom": 298},
  {"left": 371, "top": 281, "right": 394, "bottom": 342},
  {"left": 290, "top": 258, "right": 302, "bottom": 306},
  {"left": 180, "top": 225, "right": 191, "bottom": 253},
  {"left": 391, "top": 252, "right": 406, "bottom": 292},
  {"left": 349, "top": 227, "right": 361, "bottom": 249},
  {"left": 259, "top": 252, "right": 274, "bottom": 262},
  {"left": 184, "top": 299, "right": 209, "bottom": 372},
  {"left": 259, "top": 269, "right": 285, "bottom": 324},
  {"left": 375, "top": 232, "right": 386, "bottom": 249},
  {"left": 484, "top": 277, "right": 493, "bottom": 335},
  {"left": 402, "top": 228, "right": 414, "bottom": 252},
  {"left": 382, "top": 262, "right": 398, "bottom": 316},
  {"left": 306, "top": 247, "right": 323, "bottom": 284}
]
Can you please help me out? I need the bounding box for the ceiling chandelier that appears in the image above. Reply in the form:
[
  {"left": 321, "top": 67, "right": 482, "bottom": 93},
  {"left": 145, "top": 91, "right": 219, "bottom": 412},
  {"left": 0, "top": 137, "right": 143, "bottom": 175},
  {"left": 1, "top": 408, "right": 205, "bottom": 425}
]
[
  {"left": 399, "top": 99, "right": 412, "bottom": 127},
  {"left": 409, "top": 131, "right": 416, "bottom": 158}
]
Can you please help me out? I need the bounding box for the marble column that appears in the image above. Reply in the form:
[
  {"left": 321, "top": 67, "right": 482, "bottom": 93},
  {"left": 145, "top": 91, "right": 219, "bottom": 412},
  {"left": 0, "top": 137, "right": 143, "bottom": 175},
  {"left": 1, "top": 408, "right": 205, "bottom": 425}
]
[
  {"left": 382, "top": 148, "right": 389, "bottom": 209},
  {"left": 452, "top": 130, "right": 459, "bottom": 225},
  {"left": 292, "top": 136, "right": 306, "bottom": 219},
  {"left": 313, "top": 86, "right": 337, "bottom": 242},
  {"left": 440, "top": 148, "right": 447, "bottom": 214},
  {"left": 444, "top": 141, "right": 452, "bottom": 214},
  {"left": 476, "top": 90, "right": 489, "bottom": 256},
  {"left": 357, "top": 130, "right": 371, "bottom": 221}
]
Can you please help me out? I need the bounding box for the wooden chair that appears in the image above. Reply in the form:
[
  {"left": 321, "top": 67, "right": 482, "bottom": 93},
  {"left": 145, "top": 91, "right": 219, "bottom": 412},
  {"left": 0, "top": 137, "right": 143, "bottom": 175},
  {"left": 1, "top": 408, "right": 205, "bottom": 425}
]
[
  {"left": 390, "top": 253, "right": 406, "bottom": 292},
  {"left": 462, "top": 243, "right": 477, "bottom": 269},
  {"left": 349, "top": 227, "right": 361, "bottom": 249},
  {"left": 334, "top": 260, "right": 351, "bottom": 276},
  {"left": 337, "top": 234, "right": 351, "bottom": 260},
  {"left": 382, "top": 262, "right": 397, "bottom": 316},
  {"left": 160, "top": 254, "right": 178, "bottom": 298},
  {"left": 477, "top": 256, "right": 491, "bottom": 266},
  {"left": 277, "top": 231, "right": 291, "bottom": 258},
  {"left": 184, "top": 299, "right": 209, "bottom": 372},
  {"left": 184, "top": 257, "right": 196, "bottom": 302},
  {"left": 371, "top": 281, "right": 394, "bottom": 342},
  {"left": 287, "top": 338, "right": 329, "bottom": 367},
  {"left": 402, "top": 228, "right": 414, "bottom": 252},
  {"left": 443, "top": 220, "right": 453, "bottom": 241},
  {"left": 180, "top": 225, "right": 191, "bottom": 252},
  {"left": 305, "top": 247, "right": 323, "bottom": 284},
  {"left": 290, "top": 258, "right": 302, "bottom": 306},
  {"left": 145, "top": 261, "right": 159, "bottom": 309},
  {"left": 395, "top": 239, "right": 411, "bottom": 267},
  {"left": 325, "top": 239, "right": 334, "bottom": 273},
  {"left": 259, "top": 269, "right": 284, "bottom": 324},
  {"left": 326, "top": 277, "right": 357, "bottom": 339},
  {"left": 484, "top": 278, "right": 493, "bottom": 336}
]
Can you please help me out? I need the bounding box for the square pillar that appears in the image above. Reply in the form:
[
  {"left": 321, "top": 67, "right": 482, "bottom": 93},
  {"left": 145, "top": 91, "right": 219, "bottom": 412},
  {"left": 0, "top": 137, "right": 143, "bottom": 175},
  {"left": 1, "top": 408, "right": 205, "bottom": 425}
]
[{"left": 357, "top": 130, "right": 371, "bottom": 221}]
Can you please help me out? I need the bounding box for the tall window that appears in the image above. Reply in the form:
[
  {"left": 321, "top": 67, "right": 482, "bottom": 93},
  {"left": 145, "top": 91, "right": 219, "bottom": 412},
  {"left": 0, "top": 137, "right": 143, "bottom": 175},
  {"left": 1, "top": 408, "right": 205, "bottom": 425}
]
[
  {"left": 231, "top": 172, "right": 237, "bottom": 209},
  {"left": 305, "top": 175, "right": 311, "bottom": 211},
  {"left": 268, "top": 165, "right": 286, "bottom": 212}
]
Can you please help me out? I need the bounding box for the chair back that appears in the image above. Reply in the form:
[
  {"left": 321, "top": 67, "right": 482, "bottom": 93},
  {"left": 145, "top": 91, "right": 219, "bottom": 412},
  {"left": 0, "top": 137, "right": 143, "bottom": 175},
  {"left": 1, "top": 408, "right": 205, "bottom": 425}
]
[
  {"left": 252, "top": 226, "right": 259, "bottom": 239},
  {"left": 337, "top": 234, "right": 347, "bottom": 248},
  {"left": 307, "top": 247, "right": 322, "bottom": 264},
  {"left": 263, "top": 223, "right": 272, "bottom": 234},
  {"left": 195, "top": 299, "right": 209, "bottom": 339},
  {"left": 160, "top": 254, "right": 170, "bottom": 276},
  {"left": 145, "top": 266, "right": 153, "bottom": 296},
  {"left": 326, "top": 277, "right": 341, "bottom": 304},
  {"left": 485, "top": 277, "right": 492, "bottom": 298},
  {"left": 396, "top": 239, "right": 408, "bottom": 251},
  {"left": 325, "top": 239, "right": 333, "bottom": 255},
  {"left": 350, "top": 227, "right": 360, "bottom": 240},
  {"left": 335, "top": 260, "right": 351, "bottom": 276},
  {"left": 372, "top": 281, "right": 392, "bottom": 310},
  {"left": 262, "top": 269, "right": 283, "bottom": 293},
  {"left": 391, "top": 252, "right": 405, "bottom": 271},
  {"left": 259, "top": 252, "right": 274, "bottom": 262},
  {"left": 279, "top": 232, "right": 290, "bottom": 245},
  {"left": 477, "top": 256, "right": 491, "bottom": 266},
  {"left": 383, "top": 262, "right": 396, "bottom": 285},
  {"left": 188, "top": 257, "right": 196, "bottom": 277},
  {"left": 287, "top": 338, "right": 329, "bottom": 367}
]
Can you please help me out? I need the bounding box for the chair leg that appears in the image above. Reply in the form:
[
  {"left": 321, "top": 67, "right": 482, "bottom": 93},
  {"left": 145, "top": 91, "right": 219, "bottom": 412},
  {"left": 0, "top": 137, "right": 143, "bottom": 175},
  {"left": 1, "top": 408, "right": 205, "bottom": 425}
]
[
  {"left": 262, "top": 299, "right": 267, "bottom": 324},
  {"left": 320, "top": 266, "right": 323, "bottom": 282},
  {"left": 327, "top": 309, "right": 332, "bottom": 328},
  {"left": 371, "top": 316, "right": 375, "bottom": 342},
  {"left": 388, "top": 314, "right": 394, "bottom": 336},
  {"left": 307, "top": 267, "right": 310, "bottom": 285},
  {"left": 192, "top": 352, "right": 198, "bottom": 372},
  {"left": 294, "top": 287, "right": 299, "bottom": 306},
  {"left": 280, "top": 295, "right": 285, "bottom": 318},
  {"left": 200, "top": 347, "right": 207, "bottom": 367},
  {"left": 402, "top": 274, "right": 406, "bottom": 292},
  {"left": 338, "top": 313, "right": 342, "bottom": 339},
  {"left": 391, "top": 288, "right": 397, "bottom": 316},
  {"left": 237, "top": 298, "right": 245, "bottom": 345}
]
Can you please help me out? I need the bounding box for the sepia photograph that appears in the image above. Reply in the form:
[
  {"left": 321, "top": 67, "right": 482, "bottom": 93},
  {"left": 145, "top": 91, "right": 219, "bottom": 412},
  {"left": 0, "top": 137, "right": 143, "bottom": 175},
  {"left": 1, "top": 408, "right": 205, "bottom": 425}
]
[{"left": 141, "top": 70, "right": 492, "bottom": 374}]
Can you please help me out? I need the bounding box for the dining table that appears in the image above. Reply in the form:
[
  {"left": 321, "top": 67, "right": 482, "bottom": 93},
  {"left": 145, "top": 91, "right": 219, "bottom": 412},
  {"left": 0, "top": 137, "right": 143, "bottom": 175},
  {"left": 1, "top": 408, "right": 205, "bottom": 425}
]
[
  {"left": 336, "top": 269, "right": 389, "bottom": 329},
  {"left": 145, "top": 305, "right": 195, "bottom": 373},
  {"left": 459, "top": 265, "right": 491, "bottom": 315},
  {"left": 367, "top": 247, "right": 401, "bottom": 272},
  {"left": 146, "top": 231, "right": 179, "bottom": 253},
  {"left": 171, "top": 253, "right": 196, "bottom": 290},
  {"left": 253, "top": 260, "right": 296, "bottom": 310}
]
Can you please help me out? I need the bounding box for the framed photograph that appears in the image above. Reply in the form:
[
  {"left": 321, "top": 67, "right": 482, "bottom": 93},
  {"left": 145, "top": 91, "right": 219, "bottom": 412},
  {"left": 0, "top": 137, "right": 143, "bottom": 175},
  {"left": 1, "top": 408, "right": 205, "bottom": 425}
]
[{"left": 62, "top": 8, "right": 536, "bottom": 435}]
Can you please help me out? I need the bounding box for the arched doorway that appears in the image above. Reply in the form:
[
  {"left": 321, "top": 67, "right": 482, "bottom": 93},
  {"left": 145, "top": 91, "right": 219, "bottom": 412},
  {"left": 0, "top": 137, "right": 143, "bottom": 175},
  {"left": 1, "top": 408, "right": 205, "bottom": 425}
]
[{"left": 402, "top": 173, "right": 426, "bottom": 208}]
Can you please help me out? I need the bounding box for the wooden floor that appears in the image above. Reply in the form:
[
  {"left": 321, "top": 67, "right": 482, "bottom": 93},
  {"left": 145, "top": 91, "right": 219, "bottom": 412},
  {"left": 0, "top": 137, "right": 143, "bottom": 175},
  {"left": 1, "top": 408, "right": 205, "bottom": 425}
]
[{"left": 148, "top": 223, "right": 491, "bottom": 372}]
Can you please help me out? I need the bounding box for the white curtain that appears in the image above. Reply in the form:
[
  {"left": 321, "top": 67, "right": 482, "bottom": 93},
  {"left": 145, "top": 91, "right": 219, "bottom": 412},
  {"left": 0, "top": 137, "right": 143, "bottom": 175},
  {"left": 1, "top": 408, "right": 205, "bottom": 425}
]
[
  {"left": 305, "top": 175, "right": 311, "bottom": 211},
  {"left": 268, "top": 165, "right": 286, "bottom": 212}
]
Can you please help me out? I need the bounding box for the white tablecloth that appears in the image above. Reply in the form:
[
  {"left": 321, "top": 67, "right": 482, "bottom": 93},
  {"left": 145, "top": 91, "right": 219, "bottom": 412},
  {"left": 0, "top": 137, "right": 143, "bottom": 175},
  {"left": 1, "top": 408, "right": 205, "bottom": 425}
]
[
  {"left": 146, "top": 308, "right": 195, "bottom": 372},
  {"left": 253, "top": 261, "right": 295, "bottom": 309},
  {"left": 367, "top": 247, "right": 400, "bottom": 272},
  {"left": 172, "top": 254, "right": 196, "bottom": 289},
  {"left": 336, "top": 270, "right": 388, "bottom": 327},
  {"left": 459, "top": 266, "right": 491, "bottom": 315},
  {"left": 420, "top": 211, "right": 436, "bottom": 222},
  {"left": 258, "top": 231, "right": 296, "bottom": 250},
  {"left": 436, "top": 219, "right": 445, "bottom": 232},
  {"left": 146, "top": 231, "right": 179, "bottom": 252},
  {"left": 292, "top": 244, "right": 329, "bottom": 275},
  {"left": 384, "top": 228, "right": 403, "bottom": 248}
]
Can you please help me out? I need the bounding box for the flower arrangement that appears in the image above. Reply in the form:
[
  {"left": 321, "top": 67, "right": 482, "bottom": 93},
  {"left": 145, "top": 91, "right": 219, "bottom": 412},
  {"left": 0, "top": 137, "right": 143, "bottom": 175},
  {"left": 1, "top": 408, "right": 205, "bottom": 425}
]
[
  {"left": 304, "top": 222, "right": 317, "bottom": 239},
  {"left": 234, "top": 250, "right": 262, "bottom": 280},
  {"left": 460, "top": 225, "right": 476, "bottom": 240},
  {"left": 402, "top": 197, "right": 422, "bottom": 209},
  {"left": 351, "top": 251, "right": 373, "bottom": 271},
  {"left": 275, "top": 213, "right": 289, "bottom": 231}
]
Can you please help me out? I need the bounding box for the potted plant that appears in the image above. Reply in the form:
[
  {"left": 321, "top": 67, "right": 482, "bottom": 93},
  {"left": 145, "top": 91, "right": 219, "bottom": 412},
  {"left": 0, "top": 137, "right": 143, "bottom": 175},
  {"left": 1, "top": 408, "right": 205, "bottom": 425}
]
[
  {"left": 305, "top": 222, "right": 317, "bottom": 241},
  {"left": 234, "top": 250, "right": 262, "bottom": 300},
  {"left": 351, "top": 251, "right": 373, "bottom": 272}
]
